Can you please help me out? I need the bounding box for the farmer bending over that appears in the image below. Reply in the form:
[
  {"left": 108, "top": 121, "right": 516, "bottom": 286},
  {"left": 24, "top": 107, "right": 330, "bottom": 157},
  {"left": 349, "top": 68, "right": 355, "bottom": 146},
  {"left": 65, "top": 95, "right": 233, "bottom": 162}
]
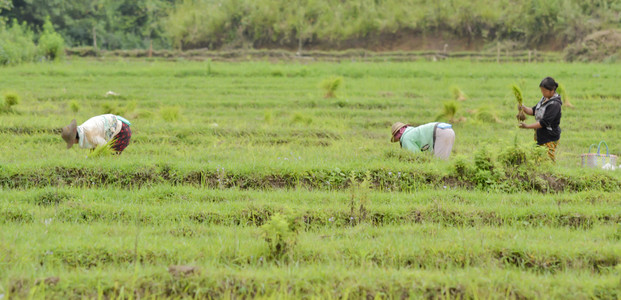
[
  {"left": 61, "top": 114, "right": 132, "bottom": 154},
  {"left": 518, "top": 77, "right": 562, "bottom": 161},
  {"left": 391, "top": 122, "right": 455, "bottom": 160}
]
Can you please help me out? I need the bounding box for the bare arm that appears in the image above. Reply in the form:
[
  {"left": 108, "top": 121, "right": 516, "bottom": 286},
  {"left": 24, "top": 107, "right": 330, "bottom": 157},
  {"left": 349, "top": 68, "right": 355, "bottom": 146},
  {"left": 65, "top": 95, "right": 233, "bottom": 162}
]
[
  {"left": 519, "top": 122, "right": 542, "bottom": 129},
  {"left": 520, "top": 105, "right": 534, "bottom": 116}
]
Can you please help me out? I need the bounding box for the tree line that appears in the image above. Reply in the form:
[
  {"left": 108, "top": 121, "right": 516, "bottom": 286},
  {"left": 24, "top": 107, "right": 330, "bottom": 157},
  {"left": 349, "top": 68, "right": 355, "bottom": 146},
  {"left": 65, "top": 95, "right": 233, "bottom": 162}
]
[{"left": 1, "top": 0, "right": 620, "bottom": 52}]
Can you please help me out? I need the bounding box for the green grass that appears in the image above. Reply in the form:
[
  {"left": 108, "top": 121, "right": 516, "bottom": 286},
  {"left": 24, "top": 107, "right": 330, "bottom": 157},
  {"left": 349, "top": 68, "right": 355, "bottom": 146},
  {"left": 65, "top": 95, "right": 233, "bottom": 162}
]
[{"left": 1, "top": 58, "right": 620, "bottom": 298}]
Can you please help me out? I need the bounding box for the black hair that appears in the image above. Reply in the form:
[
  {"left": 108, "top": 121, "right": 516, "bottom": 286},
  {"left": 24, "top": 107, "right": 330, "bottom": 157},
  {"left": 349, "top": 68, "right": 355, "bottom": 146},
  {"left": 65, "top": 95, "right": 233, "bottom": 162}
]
[{"left": 539, "top": 77, "right": 558, "bottom": 91}]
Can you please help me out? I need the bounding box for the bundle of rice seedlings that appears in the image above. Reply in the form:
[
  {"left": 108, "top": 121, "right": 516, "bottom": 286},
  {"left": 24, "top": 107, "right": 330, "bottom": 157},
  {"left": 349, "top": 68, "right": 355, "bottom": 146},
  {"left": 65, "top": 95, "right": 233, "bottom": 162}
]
[
  {"left": 2, "top": 91, "right": 20, "bottom": 113},
  {"left": 4, "top": 91, "right": 20, "bottom": 107},
  {"left": 512, "top": 84, "right": 526, "bottom": 122},
  {"left": 475, "top": 106, "right": 500, "bottom": 123},
  {"left": 88, "top": 138, "right": 116, "bottom": 158},
  {"left": 160, "top": 106, "right": 180, "bottom": 122},
  {"left": 320, "top": 77, "right": 342, "bottom": 98},
  {"left": 69, "top": 100, "right": 80, "bottom": 113},
  {"left": 435, "top": 101, "right": 460, "bottom": 123},
  {"left": 451, "top": 86, "right": 467, "bottom": 101},
  {"left": 556, "top": 84, "right": 574, "bottom": 108}
]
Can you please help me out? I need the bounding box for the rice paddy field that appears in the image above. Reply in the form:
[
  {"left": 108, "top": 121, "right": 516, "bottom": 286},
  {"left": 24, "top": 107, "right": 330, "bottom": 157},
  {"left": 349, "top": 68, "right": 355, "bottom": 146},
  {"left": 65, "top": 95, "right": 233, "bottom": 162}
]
[{"left": 1, "top": 58, "right": 620, "bottom": 299}]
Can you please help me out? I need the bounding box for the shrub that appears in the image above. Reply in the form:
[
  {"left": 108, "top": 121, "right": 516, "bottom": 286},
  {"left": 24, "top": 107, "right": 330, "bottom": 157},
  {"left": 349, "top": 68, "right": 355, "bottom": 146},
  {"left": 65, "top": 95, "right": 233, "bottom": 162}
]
[
  {"left": 453, "top": 155, "right": 474, "bottom": 178},
  {"left": 320, "top": 77, "right": 343, "bottom": 98},
  {"left": 474, "top": 146, "right": 494, "bottom": 172},
  {"left": 260, "top": 213, "right": 300, "bottom": 260},
  {"left": 0, "top": 19, "right": 37, "bottom": 66},
  {"left": 38, "top": 18, "right": 65, "bottom": 61},
  {"left": 498, "top": 138, "right": 528, "bottom": 167}
]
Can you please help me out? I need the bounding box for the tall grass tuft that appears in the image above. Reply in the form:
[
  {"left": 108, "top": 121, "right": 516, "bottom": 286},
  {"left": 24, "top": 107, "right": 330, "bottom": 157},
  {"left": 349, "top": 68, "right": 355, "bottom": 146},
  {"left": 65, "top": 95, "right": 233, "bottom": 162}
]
[{"left": 320, "top": 77, "right": 342, "bottom": 98}]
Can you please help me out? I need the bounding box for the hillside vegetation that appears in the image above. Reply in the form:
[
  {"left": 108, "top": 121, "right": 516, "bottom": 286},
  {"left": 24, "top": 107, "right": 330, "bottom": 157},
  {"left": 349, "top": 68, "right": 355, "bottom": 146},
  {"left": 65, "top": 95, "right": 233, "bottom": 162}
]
[{"left": 1, "top": 0, "right": 620, "bottom": 51}]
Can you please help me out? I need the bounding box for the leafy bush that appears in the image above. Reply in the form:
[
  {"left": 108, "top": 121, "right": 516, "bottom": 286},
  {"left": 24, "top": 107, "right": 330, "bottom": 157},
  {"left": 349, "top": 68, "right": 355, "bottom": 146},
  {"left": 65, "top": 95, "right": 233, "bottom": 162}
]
[
  {"left": 498, "top": 138, "right": 528, "bottom": 167},
  {"left": 453, "top": 155, "right": 474, "bottom": 178},
  {"left": 260, "top": 213, "right": 300, "bottom": 260},
  {"left": 0, "top": 19, "right": 37, "bottom": 66},
  {"left": 474, "top": 146, "right": 494, "bottom": 172},
  {"left": 38, "top": 18, "right": 65, "bottom": 61}
]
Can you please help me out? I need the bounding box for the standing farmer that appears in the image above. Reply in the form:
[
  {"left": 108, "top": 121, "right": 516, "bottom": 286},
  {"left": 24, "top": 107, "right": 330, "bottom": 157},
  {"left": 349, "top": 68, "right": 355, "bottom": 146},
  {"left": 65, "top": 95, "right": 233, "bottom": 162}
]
[
  {"left": 391, "top": 122, "right": 455, "bottom": 160},
  {"left": 518, "top": 77, "right": 562, "bottom": 161},
  {"left": 61, "top": 114, "right": 132, "bottom": 154}
]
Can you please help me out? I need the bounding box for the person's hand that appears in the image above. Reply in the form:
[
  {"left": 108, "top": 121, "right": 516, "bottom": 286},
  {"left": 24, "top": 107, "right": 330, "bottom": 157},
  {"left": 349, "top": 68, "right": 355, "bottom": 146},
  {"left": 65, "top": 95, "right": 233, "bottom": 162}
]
[
  {"left": 517, "top": 104, "right": 524, "bottom": 111},
  {"left": 519, "top": 122, "right": 528, "bottom": 129}
]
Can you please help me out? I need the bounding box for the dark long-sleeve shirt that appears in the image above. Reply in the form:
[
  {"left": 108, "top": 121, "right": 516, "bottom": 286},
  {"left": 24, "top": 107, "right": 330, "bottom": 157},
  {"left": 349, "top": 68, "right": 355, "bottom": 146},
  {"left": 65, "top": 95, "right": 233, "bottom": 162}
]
[{"left": 532, "top": 94, "right": 562, "bottom": 145}]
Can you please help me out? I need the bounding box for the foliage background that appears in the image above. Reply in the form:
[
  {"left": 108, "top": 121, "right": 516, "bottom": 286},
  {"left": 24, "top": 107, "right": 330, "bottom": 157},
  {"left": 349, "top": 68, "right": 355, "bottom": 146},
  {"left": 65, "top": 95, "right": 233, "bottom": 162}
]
[{"left": 1, "top": 0, "right": 620, "bottom": 51}]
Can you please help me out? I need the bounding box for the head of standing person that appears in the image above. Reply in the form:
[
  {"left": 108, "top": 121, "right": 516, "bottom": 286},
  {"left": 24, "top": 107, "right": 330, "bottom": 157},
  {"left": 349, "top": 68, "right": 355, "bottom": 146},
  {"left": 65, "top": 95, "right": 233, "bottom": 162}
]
[{"left": 539, "top": 77, "right": 558, "bottom": 99}]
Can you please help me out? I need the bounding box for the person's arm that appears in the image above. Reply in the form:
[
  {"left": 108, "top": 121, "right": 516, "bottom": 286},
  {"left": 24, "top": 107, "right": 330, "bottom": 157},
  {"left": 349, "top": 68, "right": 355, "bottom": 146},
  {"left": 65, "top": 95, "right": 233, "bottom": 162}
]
[
  {"left": 91, "top": 136, "right": 107, "bottom": 147},
  {"left": 520, "top": 105, "right": 534, "bottom": 116},
  {"left": 519, "top": 122, "right": 542, "bottom": 129},
  {"left": 401, "top": 138, "right": 421, "bottom": 153},
  {"left": 538, "top": 102, "right": 561, "bottom": 130}
]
